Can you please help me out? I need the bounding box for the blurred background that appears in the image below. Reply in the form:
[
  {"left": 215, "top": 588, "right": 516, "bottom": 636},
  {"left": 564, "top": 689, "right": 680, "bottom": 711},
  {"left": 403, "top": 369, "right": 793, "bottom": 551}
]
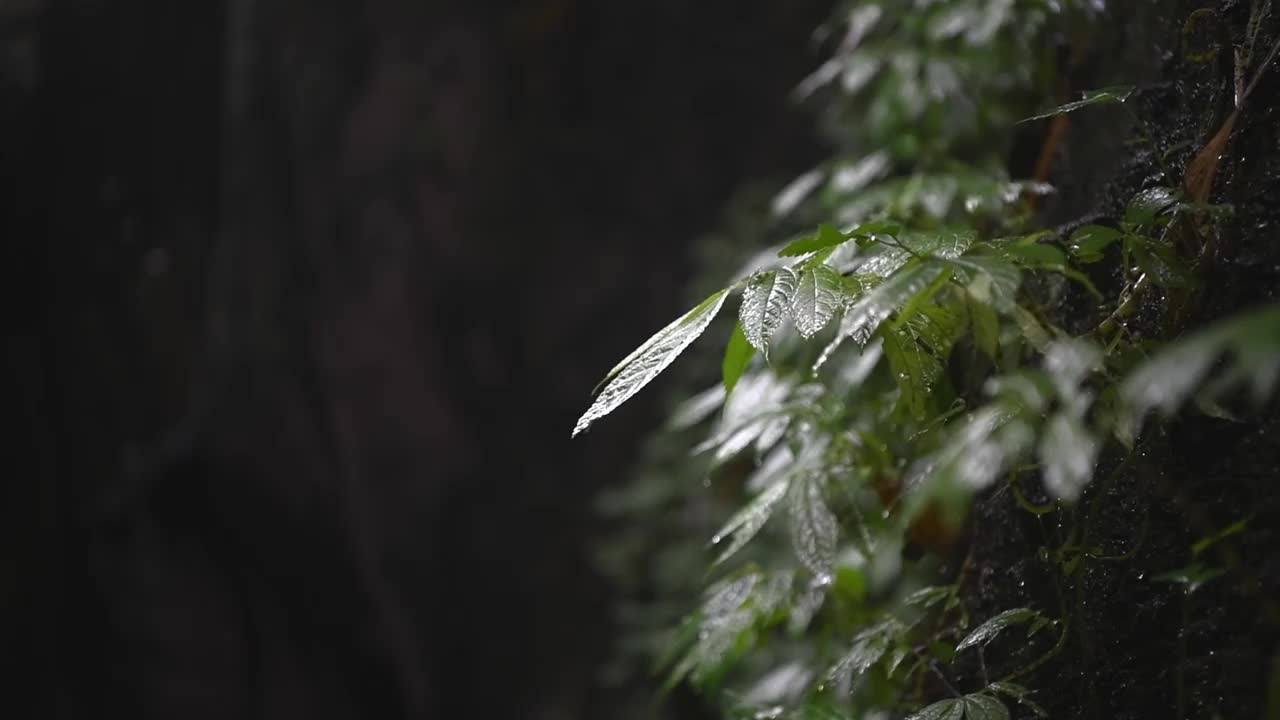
[{"left": 1, "top": 0, "right": 835, "bottom": 718}]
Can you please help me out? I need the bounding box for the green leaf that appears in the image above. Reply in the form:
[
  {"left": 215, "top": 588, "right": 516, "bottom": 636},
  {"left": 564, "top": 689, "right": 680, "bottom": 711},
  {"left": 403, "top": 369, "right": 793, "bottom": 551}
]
[
  {"left": 1125, "top": 186, "right": 1179, "bottom": 226},
  {"left": 885, "top": 322, "right": 946, "bottom": 421},
  {"left": 779, "top": 223, "right": 848, "bottom": 257},
  {"left": 956, "top": 608, "right": 1038, "bottom": 652},
  {"left": 840, "top": 261, "right": 949, "bottom": 347},
  {"left": 792, "top": 264, "right": 845, "bottom": 338},
  {"left": 988, "top": 683, "right": 1048, "bottom": 718},
  {"left": 740, "top": 268, "right": 799, "bottom": 357},
  {"left": 949, "top": 255, "right": 1021, "bottom": 312},
  {"left": 789, "top": 472, "right": 838, "bottom": 578},
  {"left": 828, "top": 619, "right": 900, "bottom": 687},
  {"left": 1130, "top": 234, "right": 1193, "bottom": 288},
  {"left": 906, "top": 698, "right": 964, "bottom": 720},
  {"left": 1152, "top": 561, "right": 1226, "bottom": 594},
  {"left": 709, "top": 479, "right": 789, "bottom": 566},
  {"left": 962, "top": 694, "right": 1010, "bottom": 720},
  {"left": 575, "top": 288, "right": 730, "bottom": 436},
  {"left": 1069, "top": 224, "right": 1123, "bottom": 263},
  {"left": 1020, "top": 85, "right": 1134, "bottom": 123},
  {"left": 1039, "top": 413, "right": 1100, "bottom": 501},
  {"left": 967, "top": 290, "right": 1001, "bottom": 359},
  {"left": 722, "top": 322, "right": 756, "bottom": 397},
  {"left": 905, "top": 585, "right": 954, "bottom": 609},
  {"left": 1191, "top": 516, "right": 1250, "bottom": 557},
  {"left": 1119, "top": 304, "right": 1280, "bottom": 437}
]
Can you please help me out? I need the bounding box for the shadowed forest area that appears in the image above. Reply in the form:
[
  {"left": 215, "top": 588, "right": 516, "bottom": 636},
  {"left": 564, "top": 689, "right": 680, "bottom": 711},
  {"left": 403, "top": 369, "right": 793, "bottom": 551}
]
[{"left": 4, "top": 1, "right": 1280, "bottom": 720}]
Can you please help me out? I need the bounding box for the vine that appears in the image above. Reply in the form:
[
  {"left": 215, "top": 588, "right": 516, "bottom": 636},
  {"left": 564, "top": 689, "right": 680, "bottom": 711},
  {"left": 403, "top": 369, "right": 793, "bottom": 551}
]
[{"left": 583, "top": 2, "right": 1280, "bottom": 719}]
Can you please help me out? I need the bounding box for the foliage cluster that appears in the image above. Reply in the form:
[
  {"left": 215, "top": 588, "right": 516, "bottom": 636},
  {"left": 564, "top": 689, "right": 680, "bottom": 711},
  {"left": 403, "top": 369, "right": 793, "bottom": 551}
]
[{"left": 585, "top": 2, "right": 1280, "bottom": 718}]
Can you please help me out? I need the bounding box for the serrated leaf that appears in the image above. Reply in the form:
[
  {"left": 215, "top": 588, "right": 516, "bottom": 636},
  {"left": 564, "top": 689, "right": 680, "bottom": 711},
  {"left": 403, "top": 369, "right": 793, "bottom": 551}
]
[
  {"left": 957, "top": 608, "right": 1038, "bottom": 652},
  {"left": 1039, "top": 412, "right": 1100, "bottom": 501},
  {"left": 789, "top": 473, "right": 838, "bottom": 577},
  {"left": 828, "top": 620, "right": 899, "bottom": 688},
  {"left": 906, "top": 698, "right": 964, "bottom": 720},
  {"left": 884, "top": 323, "right": 946, "bottom": 421},
  {"left": 723, "top": 322, "right": 756, "bottom": 396},
  {"left": 1069, "top": 224, "right": 1123, "bottom": 263},
  {"left": 839, "top": 261, "right": 948, "bottom": 347},
  {"left": 1011, "top": 305, "right": 1053, "bottom": 351},
  {"left": 575, "top": 288, "right": 730, "bottom": 436},
  {"left": 792, "top": 264, "right": 845, "bottom": 338},
  {"left": 963, "top": 694, "right": 1010, "bottom": 720},
  {"left": 1020, "top": 85, "right": 1134, "bottom": 123},
  {"left": 710, "top": 480, "right": 789, "bottom": 566},
  {"left": 740, "top": 268, "right": 799, "bottom": 357},
  {"left": 846, "top": 231, "right": 974, "bottom": 278}
]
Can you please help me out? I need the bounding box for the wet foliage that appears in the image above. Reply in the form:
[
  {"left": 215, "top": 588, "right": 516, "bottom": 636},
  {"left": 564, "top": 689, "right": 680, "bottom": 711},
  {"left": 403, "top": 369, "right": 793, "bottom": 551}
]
[{"left": 581, "top": 1, "right": 1280, "bottom": 719}]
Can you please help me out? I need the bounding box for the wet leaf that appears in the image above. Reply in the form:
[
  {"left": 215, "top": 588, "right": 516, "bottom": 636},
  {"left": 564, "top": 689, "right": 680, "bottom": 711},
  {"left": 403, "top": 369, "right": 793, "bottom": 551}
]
[
  {"left": 789, "top": 472, "right": 838, "bottom": 577},
  {"left": 1069, "top": 224, "right": 1123, "bottom": 263},
  {"left": 828, "top": 619, "right": 900, "bottom": 688},
  {"left": 962, "top": 694, "right": 1010, "bottom": 720},
  {"left": 956, "top": 608, "right": 1038, "bottom": 652},
  {"left": 792, "top": 264, "right": 845, "bottom": 338},
  {"left": 710, "top": 480, "right": 790, "bottom": 566},
  {"left": 740, "top": 268, "right": 800, "bottom": 357},
  {"left": 575, "top": 288, "right": 730, "bottom": 436},
  {"left": 1125, "top": 186, "right": 1179, "bottom": 226},
  {"left": 1020, "top": 85, "right": 1134, "bottom": 123},
  {"left": 905, "top": 698, "right": 964, "bottom": 720}
]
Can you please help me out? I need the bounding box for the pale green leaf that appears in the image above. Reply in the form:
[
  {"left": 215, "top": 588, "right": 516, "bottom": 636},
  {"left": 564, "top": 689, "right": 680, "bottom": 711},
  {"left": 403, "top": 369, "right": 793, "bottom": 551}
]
[
  {"left": 792, "top": 264, "right": 845, "bottom": 338},
  {"left": 949, "top": 255, "right": 1021, "bottom": 312},
  {"left": 789, "top": 472, "right": 838, "bottom": 577},
  {"left": 740, "top": 268, "right": 799, "bottom": 357},
  {"left": 710, "top": 480, "right": 789, "bottom": 566},
  {"left": 828, "top": 619, "right": 901, "bottom": 688},
  {"left": 957, "top": 608, "right": 1038, "bottom": 652},
  {"left": 1039, "top": 412, "right": 1100, "bottom": 502},
  {"left": 575, "top": 288, "right": 730, "bottom": 436},
  {"left": 1020, "top": 85, "right": 1134, "bottom": 123},
  {"left": 1069, "top": 224, "right": 1123, "bottom": 263},
  {"left": 1119, "top": 304, "right": 1280, "bottom": 436}
]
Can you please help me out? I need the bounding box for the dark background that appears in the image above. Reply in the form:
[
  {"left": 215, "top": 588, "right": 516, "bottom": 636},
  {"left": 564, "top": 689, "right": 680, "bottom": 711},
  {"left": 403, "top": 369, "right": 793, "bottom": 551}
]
[{"left": 2, "top": 1, "right": 828, "bottom": 717}]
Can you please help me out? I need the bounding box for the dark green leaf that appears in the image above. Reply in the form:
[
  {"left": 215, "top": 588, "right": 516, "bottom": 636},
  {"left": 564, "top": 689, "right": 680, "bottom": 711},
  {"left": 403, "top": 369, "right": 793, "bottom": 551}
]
[
  {"left": 963, "top": 694, "right": 1010, "bottom": 720},
  {"left": 1130, "top": 234, "right": 1193, "bottom": 288},
  {"left": 957, "top": 608, "right": 1038, "bottom": 652},
  {"left": 884, "top": 324, "right": 946, "bottom": 421},
  {"left": 905, "top": 698, "right": 964, "bottom": 720},
  {"left": 1125, "top": 186, "right": 1179, "bottom": 226},
  {"left": 1069, "top": 224, "right": 1123, "bottom": 263},
  {"left": 722, "top": 322, "right": 756, "bottom": 397},
  {"left": 576, "top": 288, "right": 730, "bottom": 436},
  {"left": 779, "top": 223, "right": 849, "bottom": 257}
]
